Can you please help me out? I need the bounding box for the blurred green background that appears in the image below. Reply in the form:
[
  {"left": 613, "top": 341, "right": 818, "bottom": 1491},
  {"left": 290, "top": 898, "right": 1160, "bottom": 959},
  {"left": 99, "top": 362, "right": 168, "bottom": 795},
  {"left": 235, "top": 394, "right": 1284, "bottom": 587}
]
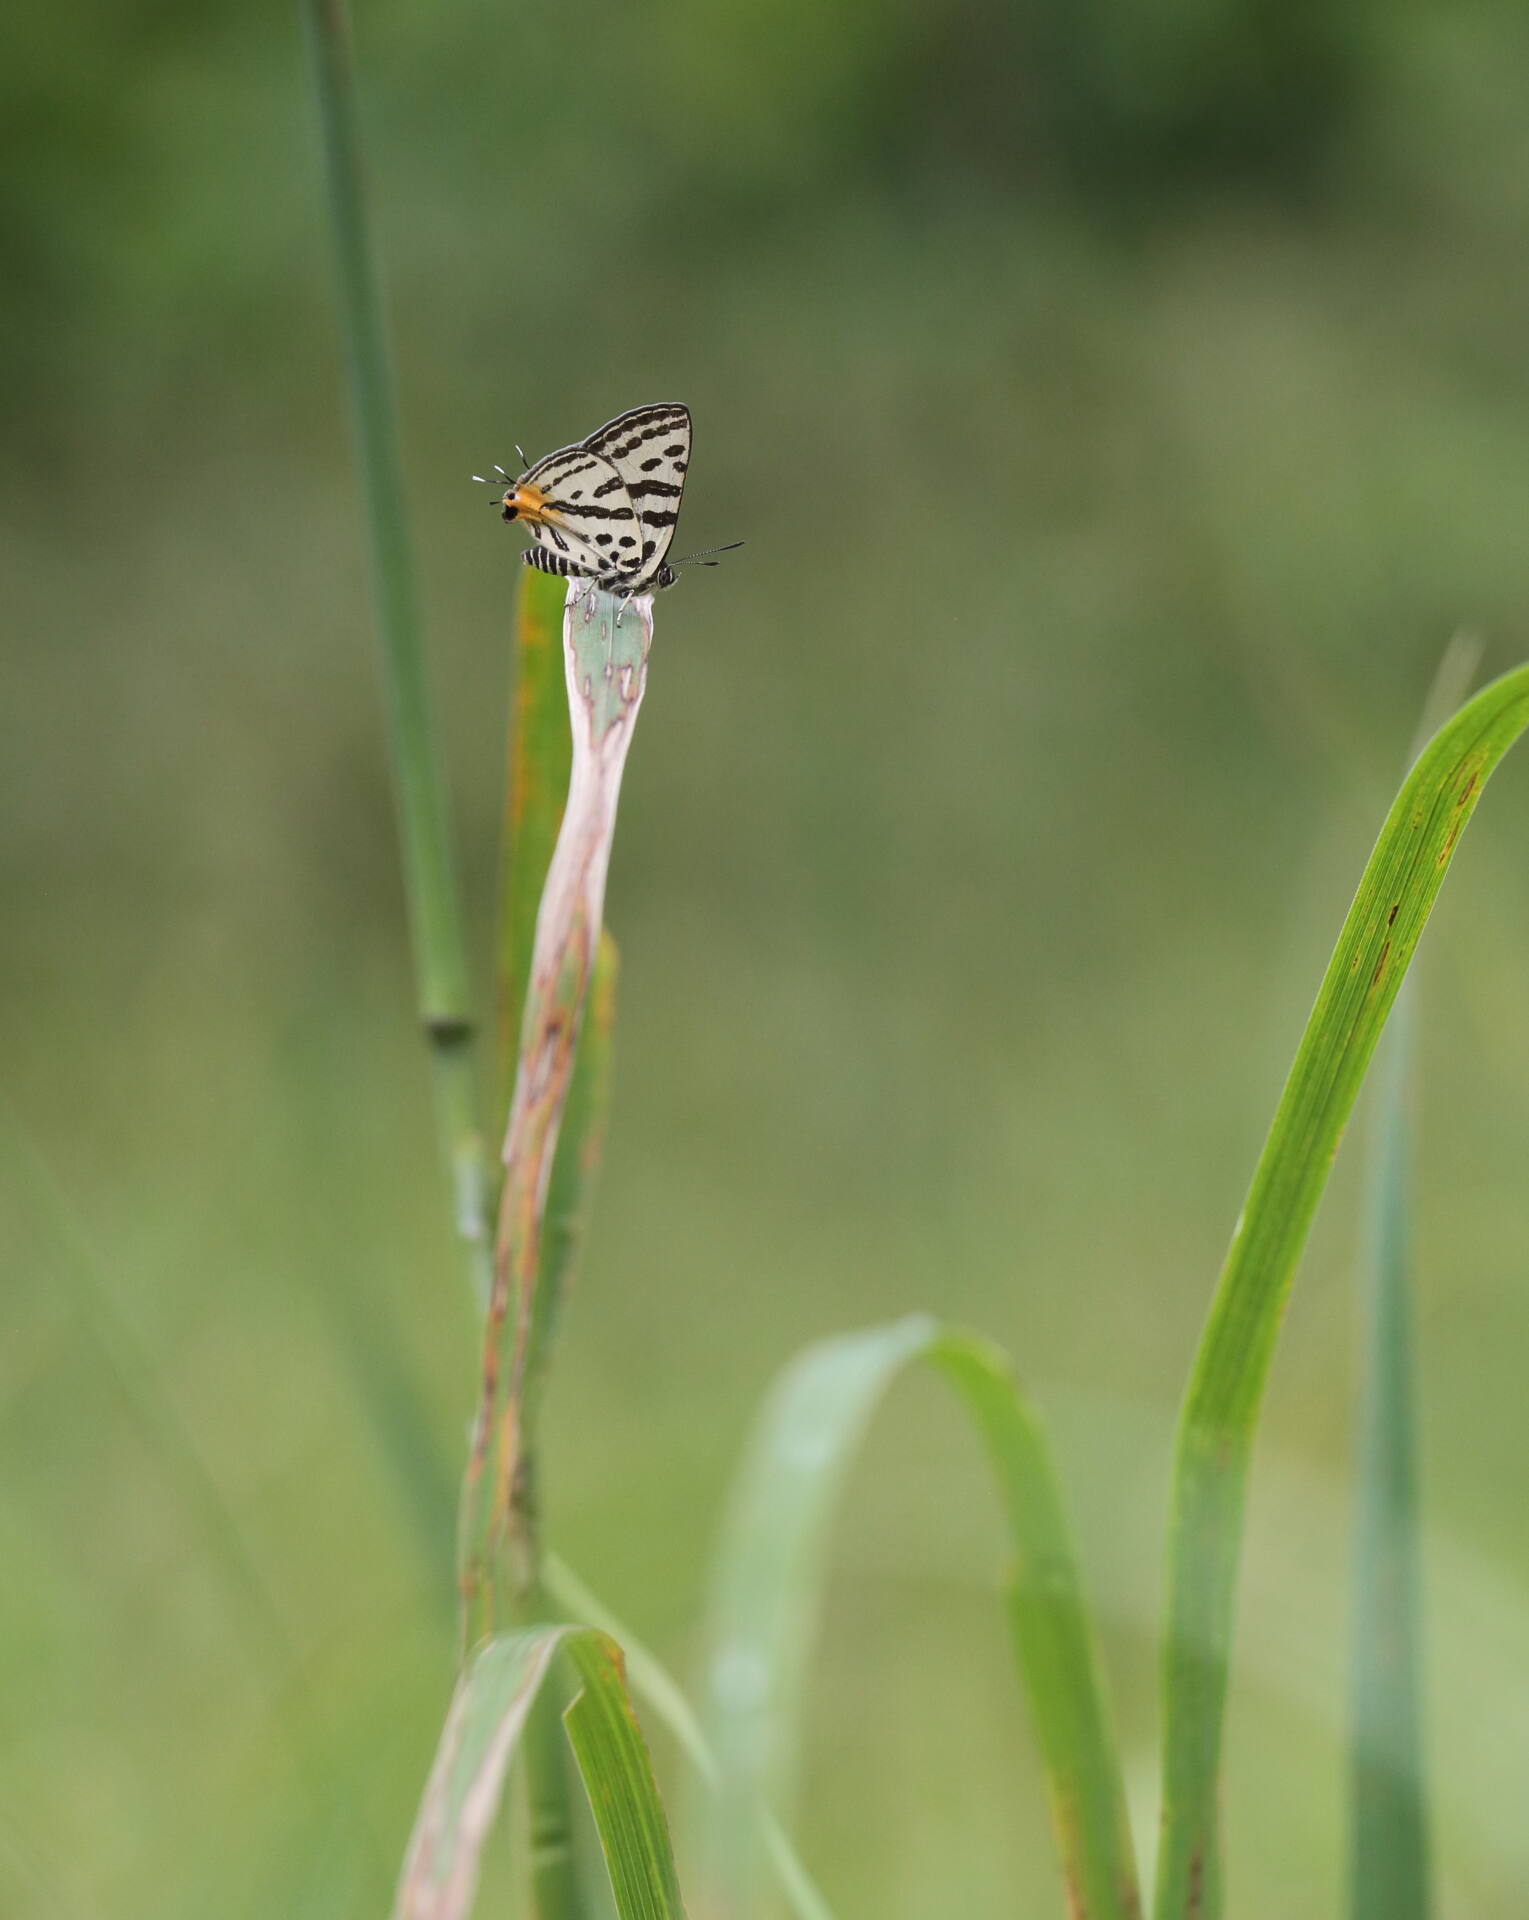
[{"left": 7, "top": 1, "right": 1529, "bottom": 1914}]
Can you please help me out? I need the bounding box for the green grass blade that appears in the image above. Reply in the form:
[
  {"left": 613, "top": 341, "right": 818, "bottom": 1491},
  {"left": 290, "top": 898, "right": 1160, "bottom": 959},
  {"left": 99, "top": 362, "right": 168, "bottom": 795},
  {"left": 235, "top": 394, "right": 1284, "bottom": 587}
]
[
  {"left": 694, "top": 1314, "right": 1139, "bottom": 1920},
  {"left": 1155, "top": 661, "right": 1529, "bottom": 1920},
  {"left": 1347, "top": 996, "right": 1429, "bottom": 1920},
  {"left": 392, "top": 1627, "right": 686, "bottom": 1920},
  {"left": 497, "top": 565, "right": 576, "bottom": 1096},
  {"left": 563, "top": 1635, "right": 690, "bottom": 1920},
  {"left": 302, "top": 0, "right": 490, "bottom": 1308},
  {"left": 546, "top": 1555, "right": 713, "bottom": 1782},
  {"left": 1344, "top": 642, "right": 1477, "bottom": 1920},
  {"left": 933, "top": 1331, "right": 1142, "bottom": 1920},
  {"left": 545, "top": 1554, "right": 839, "bottom": 1920}
]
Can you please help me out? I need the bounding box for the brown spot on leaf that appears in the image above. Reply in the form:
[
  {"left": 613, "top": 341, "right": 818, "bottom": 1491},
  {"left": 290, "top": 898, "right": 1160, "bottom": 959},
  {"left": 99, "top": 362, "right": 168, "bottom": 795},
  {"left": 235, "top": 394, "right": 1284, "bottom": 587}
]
[
  {"left": 1370, "top": 940, "right": 1391, "bottom": 990},
  {"left": 1457, "top": 771, "right": 1479, "bottom": 807},
  {"left": 1387, "top": 902, "right": 1400, "bottom": 926}
]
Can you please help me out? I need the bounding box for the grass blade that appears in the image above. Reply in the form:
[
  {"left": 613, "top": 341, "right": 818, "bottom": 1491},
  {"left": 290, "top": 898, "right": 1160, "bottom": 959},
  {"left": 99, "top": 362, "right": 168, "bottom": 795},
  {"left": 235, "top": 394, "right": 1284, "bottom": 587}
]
[
  {"left": 303, "top": 0, "right": 490, "bottom": 1306},
  {"left": 1345, "top": 640, "right": 1476, "bottom": 1920},
  {"left": 546, "top": 1554, "right": 839, "bottom": 1920},
  {"left": 563, "top": 1634, "right": 690, "bottom": 1920},
  {"left": 1347, "top": 996, "right": 1429, "bottom": 1920},
  {"left": 392, "top": 1627, "right": 686, "bottom": 1920},
  {"left": 694, "top": 1315, "right": 1138, "bottom": 1920},
  {"left": 526, "top": 926, "right": 619, "bottom": 1435},
  {"left": 520, "top": 944, "right": 621, "bottom": 1920},
  {"left": 933, "top": 1331, "right": 1142, "bottom": 1920},
  {"left": 497, "top": 566, "right": 576, "bottom": 1097},
  {"left": 1154, "top": 661, "right": 1529, "bottom": 1919}
]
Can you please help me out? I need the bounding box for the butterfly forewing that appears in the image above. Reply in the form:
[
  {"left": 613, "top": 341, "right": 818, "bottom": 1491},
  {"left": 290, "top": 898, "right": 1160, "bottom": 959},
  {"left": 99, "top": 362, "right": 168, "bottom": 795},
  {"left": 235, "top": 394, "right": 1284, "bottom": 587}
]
[{"left": 581, "top": 404, "right": 691, "bottom": 586}]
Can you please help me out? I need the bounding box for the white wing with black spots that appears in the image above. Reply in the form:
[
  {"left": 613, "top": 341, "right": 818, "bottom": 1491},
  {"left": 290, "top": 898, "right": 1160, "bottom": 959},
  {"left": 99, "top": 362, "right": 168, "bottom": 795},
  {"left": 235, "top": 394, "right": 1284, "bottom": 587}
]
[
  {"left": 495, "top": 402, "right": 693, "bottom": 593},
  {"left": 581, "top": 403, "right": 691, "bottom": 587},
  {"left": 512, "top": 443, "right": 640, "bottom": 578}
]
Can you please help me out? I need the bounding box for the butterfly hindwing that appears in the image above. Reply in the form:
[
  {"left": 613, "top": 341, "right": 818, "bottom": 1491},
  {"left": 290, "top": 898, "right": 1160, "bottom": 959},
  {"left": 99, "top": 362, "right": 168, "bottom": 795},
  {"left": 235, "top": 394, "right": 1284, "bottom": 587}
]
[{"left": 580, "top": 404, "right": 691, "bottom": 587}]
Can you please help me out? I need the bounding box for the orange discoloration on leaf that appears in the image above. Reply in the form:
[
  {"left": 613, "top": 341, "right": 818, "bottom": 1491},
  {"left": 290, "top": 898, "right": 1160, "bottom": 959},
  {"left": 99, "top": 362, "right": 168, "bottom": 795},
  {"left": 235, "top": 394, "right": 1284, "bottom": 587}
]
[
  {"left": 497, "top": 568, "right": 570, "bottom": 1100},
  {"left": 1187, "top": 1842, "right": 1205, "bottom": 1918}
]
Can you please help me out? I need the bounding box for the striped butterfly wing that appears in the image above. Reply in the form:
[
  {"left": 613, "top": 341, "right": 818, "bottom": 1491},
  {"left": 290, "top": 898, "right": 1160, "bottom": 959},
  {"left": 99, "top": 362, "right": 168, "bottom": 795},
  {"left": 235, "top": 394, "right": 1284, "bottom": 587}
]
[
  {"left": 580, "top": 404, "right": 691, "bottom": 587},
  {"left": 517, "top": 441, "right": 639, "bottom": 579}
]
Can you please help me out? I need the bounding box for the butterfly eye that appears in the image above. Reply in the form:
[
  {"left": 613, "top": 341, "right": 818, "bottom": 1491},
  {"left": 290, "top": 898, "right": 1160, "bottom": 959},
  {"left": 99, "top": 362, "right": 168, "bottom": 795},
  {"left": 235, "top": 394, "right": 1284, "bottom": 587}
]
[{"left": 501, "top": 497, "right": 518, "bottom": 522}]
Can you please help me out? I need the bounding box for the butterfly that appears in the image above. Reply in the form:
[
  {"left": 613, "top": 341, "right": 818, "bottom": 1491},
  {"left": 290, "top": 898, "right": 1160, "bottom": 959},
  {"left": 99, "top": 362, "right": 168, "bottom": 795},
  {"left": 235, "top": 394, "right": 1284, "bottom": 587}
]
[{"left": 475, "top": 403, "right": 738, "bottom": 597}]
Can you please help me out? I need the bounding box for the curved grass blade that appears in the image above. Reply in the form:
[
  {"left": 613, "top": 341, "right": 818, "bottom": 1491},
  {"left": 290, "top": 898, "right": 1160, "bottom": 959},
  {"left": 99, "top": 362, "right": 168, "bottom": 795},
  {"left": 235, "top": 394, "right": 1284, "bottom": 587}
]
[
  {"left": 563, "top": 1634, "right": 689, "bottom": 1920},
  {"left": 694, "top": 1315, "right": 1139, "bottom": 1920},
  {"left": 546, "top": 1554, "right": 839, "bottom": 1920},
  {"left": 393, "top": 1625, "right": 686, "bottom": 1920},
  {"left": 1155, "top": 662, "right": 1529, "bottom": 1919}
]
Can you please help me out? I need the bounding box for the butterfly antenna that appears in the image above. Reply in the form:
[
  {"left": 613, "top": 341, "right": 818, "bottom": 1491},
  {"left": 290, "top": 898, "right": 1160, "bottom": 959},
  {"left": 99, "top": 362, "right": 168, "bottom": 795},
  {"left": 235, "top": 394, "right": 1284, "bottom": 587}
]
[{"left": 672, "top": 540, "right": 745, "bottom": 569}]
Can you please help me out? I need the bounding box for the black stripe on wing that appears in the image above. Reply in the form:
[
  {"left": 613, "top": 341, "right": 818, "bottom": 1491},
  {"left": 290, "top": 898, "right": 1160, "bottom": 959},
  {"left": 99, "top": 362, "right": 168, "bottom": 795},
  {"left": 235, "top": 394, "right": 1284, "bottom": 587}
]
[{"left": 580, "top": 404, "right": 691, "bottom": 585}]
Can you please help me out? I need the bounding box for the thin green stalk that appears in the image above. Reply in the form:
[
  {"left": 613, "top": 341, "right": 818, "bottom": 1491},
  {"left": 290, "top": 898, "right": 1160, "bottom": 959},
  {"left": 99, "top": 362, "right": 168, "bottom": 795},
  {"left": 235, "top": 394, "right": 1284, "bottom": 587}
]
[
  {"left": 303, "top": 0, "right": 491, "bottom": 1306},
  {"left": 1154, "top": 662, "right": 1529, "bottom": 1919}
]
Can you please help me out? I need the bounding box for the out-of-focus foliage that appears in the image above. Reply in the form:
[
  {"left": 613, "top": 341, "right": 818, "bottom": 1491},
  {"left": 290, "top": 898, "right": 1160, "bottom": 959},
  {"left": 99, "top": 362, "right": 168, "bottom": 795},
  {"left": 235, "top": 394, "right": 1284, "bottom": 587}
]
[{"left": 6, "top": 3, "right": 1529, "bottom": 1918}]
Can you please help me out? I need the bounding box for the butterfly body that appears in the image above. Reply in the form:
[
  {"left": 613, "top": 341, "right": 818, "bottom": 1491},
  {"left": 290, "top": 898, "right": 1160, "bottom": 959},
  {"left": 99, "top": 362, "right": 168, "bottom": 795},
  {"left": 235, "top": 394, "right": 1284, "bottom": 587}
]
[{"left": 496, "top": 402, "right": 692, "bottom": 596}]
